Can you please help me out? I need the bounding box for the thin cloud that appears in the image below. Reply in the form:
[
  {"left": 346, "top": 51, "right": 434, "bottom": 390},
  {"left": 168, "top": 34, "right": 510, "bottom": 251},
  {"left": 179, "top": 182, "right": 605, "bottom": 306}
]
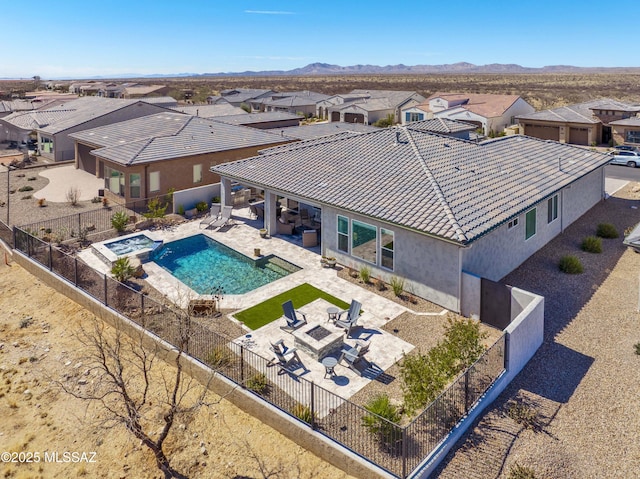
[{"left": 244, "top": 10, "right": 295, "bottom": 15}]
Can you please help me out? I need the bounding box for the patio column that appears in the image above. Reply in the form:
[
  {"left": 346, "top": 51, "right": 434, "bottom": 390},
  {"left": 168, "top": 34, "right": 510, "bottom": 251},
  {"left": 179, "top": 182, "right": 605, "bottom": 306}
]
[
  {"left": 220, "top": 177, "right": 232, "bottom": 207},
  {"left": 264, "top": 190, "right": 278, "bottom": 235}
]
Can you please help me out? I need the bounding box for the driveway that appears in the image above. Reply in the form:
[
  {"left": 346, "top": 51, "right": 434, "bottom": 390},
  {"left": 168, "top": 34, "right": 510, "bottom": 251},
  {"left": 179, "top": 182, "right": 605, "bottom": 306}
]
[
  {"left": 433, "top": 185, "right": 640, "bottom": 478},
  {"left": 33, "top": 165, "right": 104, "bottom": 202}
]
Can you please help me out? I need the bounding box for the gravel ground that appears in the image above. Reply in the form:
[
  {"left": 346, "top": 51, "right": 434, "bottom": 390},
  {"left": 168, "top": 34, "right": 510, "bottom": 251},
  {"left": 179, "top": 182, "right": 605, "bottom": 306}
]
[{"left": 432, "top": 183, "right": 640, "bottom": 479}]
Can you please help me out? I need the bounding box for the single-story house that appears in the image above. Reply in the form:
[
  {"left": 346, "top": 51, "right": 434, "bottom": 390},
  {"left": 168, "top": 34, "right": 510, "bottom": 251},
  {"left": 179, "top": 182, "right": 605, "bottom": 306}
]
[
  {"left": 404, "top": 93, "right": 535, "bottom": 135},
  {"left": 211, "top": 127, "right": 609, "bottom": 312},
  {"left": 0, "top": 96, "right": 177, "bottom": 162},
  {"left": 267, "top": 122, "right": 379, "bottom": 141},
  {"left": 219, "top": 89, "right": 276, "bottom": 109},
  {"left": 401, "top": 118, "right": 477, "bottom": 140},
  {"left": 609, "top": 116, "right": 640, "bottom": 147},
  {"left": 516, "top": 99, "right": 640, "bottom": 146},
  {"left": 70, "top": 112, "right": 294, "bottom": 203},
  {"left": 323, "top": 90, "right": 425, "bottom": 124},
  {"left": 256, "top": 91, "right": 331, "bottom": 117},
  {"left": 170, "top": 103, "right": 247, "bottom": 118}
]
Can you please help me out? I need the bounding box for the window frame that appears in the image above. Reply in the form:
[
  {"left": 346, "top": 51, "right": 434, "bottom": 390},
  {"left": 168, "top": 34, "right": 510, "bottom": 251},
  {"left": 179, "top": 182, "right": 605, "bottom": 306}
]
[
  {"left": 193, "top": 164, "right": 203, "bottom": 183},
  {"left": 149, "top": 171, "right": 160, "bottom": 193},
  {"left": 547, "top": 195, "right": 558, "bottom": 224},
  {"left": 129, "top": 173, "right": 141, "bottom": 199},
  {"left": 525, "top": 208, "right": 536, "bottom": 240},
  {"left": 508, "top": 217, "right": 519, "bottom": 229},
  {"left": 380, "top": 228, "right": 394, "bottom": 270},
  {"left": 337, "top": 215, "right": 349, "bottom": 253},
  {"left": 351, "top": 219, "right": 377, "bottom": 264}
]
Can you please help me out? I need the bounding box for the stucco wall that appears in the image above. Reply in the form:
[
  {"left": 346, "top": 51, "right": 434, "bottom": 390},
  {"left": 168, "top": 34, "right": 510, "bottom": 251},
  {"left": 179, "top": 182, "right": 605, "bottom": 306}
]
[
  {"left": 322, "top": 206, "right": 461, "bottom": 311},
  {"left": 461, "top": 270, "right": 481, "bottom": 319},
  {"left": 172, "top": 183, "right": 221, "bottom": 213},
  {"left": 462, "top": 168, "right": 604, "bottom": 281}
]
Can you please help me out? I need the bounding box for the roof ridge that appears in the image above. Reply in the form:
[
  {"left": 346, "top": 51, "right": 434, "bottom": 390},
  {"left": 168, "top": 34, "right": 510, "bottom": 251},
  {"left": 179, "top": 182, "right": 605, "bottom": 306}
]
[
  {"left": 125, "top": 137, "right": 154, "bottom": 165},
  {"left": 402, "top": 127, "right": 468, "bottom": 243}
]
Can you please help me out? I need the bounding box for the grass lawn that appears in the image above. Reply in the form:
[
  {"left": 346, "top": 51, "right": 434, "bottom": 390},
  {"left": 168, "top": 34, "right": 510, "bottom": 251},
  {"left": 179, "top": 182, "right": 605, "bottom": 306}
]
[{"left": 235, "top": 283, "right": 350, "bottom": 330}]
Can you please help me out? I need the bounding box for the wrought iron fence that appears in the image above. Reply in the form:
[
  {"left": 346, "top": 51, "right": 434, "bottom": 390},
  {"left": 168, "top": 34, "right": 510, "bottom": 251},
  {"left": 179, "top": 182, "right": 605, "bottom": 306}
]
[
  {"left": 0, "top": 219, "right": 12, "bottom": 248},
  {"left": 13, "top": 226, "right": 506, "bottom": 478}
]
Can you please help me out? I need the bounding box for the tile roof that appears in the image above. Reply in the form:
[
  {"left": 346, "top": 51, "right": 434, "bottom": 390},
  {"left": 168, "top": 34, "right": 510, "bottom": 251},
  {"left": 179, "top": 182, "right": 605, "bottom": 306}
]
[
  {"left": 331, "top": 98, "right": 393, "bottom": 112},
  {"left": 406, "top": 118, "right": 476, "bottom": 134},
  {"left": 220, "top": 89, "right": 275, "bottom": 103},
  {"left": 212, "top": 127, "right": 609, "bottom": 245},
  {"left": 609, "top": 116, "right": 640, "bottom": 127},
  {"left": 170, "top": 104, "right": 246, "bottom": 118},
  {"left": 78, "top": 115, "right": 289, "bottom": 166},
  {"left": 423, "top": 93, "right": 523, "bottom": 118},
  {"left": 1, "top": 109, "right": 75, "bottom": 131},
  {"left": 349, "top": 89, "right": 423, "bottom": 106},
  {"left": 213, "top": 111, "right": 301, "bottom": 126},
  {"left": 267, "top": 122, "right": 379, "bottom": 141},
  {"left": 516, "top": 98, "right": 639, "bottom": 124}
]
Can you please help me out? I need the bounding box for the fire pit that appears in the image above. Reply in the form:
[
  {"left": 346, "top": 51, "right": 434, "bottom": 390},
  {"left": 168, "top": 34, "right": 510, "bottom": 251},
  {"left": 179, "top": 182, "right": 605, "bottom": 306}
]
[{"left": 292, "top": 323, "right": 344, "bottom": 360}]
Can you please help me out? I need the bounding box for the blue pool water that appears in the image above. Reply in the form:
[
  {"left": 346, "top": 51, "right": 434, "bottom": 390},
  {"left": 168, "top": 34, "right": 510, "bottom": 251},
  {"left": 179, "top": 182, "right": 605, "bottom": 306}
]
[
  {"left": 104, "top": 234, "right": 161, "bottom": 255},
  {"left": 152, "top": 234, "right": 300, "bottom": 294}
]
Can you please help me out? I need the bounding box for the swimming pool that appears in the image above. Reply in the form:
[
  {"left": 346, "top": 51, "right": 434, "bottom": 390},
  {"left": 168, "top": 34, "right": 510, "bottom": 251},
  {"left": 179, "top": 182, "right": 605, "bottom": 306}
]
[{"left": 152, "top": 234, "right": 300, "bottom": 295}]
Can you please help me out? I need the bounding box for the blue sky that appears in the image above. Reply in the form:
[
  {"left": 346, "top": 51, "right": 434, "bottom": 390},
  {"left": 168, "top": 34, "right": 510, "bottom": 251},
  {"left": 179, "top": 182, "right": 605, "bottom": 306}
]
[{"left": 2, "top": 0, "right": 635, "bottom": 79}]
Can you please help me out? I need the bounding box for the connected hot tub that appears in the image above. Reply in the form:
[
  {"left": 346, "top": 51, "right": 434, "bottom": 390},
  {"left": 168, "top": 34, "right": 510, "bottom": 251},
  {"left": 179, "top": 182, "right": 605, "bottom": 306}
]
[{"left": 91, "top": 232, "right": 163, "bottom": 267}]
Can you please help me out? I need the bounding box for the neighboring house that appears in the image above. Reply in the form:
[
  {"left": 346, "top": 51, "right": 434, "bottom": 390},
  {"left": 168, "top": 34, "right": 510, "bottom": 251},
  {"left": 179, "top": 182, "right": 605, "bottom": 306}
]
[
  {"left": 398, "top": 118, "right": 477, "bottom": 140},
  {"left": 324, "top": 90, "right": 425, "bottom": 124},
  {"left": 516, "top": 99, "right": 640, "bottom": 146},
  {"left": 170, "top": 103, "right": 246, "bottom": 118},
  {"left": 219, "top": 89, "right": 276, "bottom": 109},
  {"left": 610, "top": 116, "right": 640, "bottom": 146},
  {"left": 96, "top": 83, "right": 171, "bottom": 99},
  {"left": 213, "top": 112, "right": 302, "bottom": 130},
  {"left": 1, "top": 97, "right": 177, "bottom": 161},
  {"left": 211, "top": 128, "right": 608, "bottom": 312},
  {"left": 70, "top": 113, "right": 293, "bottom": 203},
  {"left": 406, "top": 93, "right": 535, "bottom": 135},
  {"left": 257, "top": 91, "right": 331, "bottom": 117},
  {"left": 69, "top": 82, "right": 106, "bottom": 95},
  {"left": 267, "top": 122, "right": 379, "bottom": 141}
]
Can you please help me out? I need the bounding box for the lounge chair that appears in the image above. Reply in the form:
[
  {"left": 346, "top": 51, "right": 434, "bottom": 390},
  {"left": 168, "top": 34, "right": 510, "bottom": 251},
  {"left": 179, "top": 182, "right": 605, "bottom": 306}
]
[
  {"left": 199, "top": 203, "right": 221, "bottom": 228},
  {"left": 268, "top": 339, "right": 306, "bottom": 375},
  {"left": 208, "top": 206, "right": 233, "bottom": 229},
  {"left": 339, "top": 340, "right": 370, "bottom": 376},
  {"left": 334, "top": 299, "right": 362, "bottom": 337},
  {"left": 276, "top": 216, "right": 295, "bottom": 235},
  {"left": 280, "top": 300, "right": 307, "bottom": 332}
]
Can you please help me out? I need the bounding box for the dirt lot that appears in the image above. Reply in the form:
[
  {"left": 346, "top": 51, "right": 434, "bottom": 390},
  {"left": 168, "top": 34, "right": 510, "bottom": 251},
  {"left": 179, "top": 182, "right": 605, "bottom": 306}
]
[{"left": 0, "top": 259, "right": 355, "bottom": 479}]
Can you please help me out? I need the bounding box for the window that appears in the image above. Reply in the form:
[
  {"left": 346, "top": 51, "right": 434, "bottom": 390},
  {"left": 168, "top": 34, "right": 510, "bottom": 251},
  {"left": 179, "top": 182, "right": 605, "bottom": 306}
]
[
  {"left": 381, "top": 228, "right": 394, "bottom": 270},
  {"left": 149, "top": 171, "right": 160, "bottom": 193},
  {"left": 525, "top": 208, "right": 536, "bottom": 240},
  {"left": 129, "top": 173, "right": 141, "bottom": 198},
  {"left": 104, "top": 166, "right": 124, "bottom": 196},
  {"left": 193, "top": 164, "right": 202, "bottom": 183},
  {"left": 405, "top": 112, "right": 424, "bottom": 123},
  {"left": 352, "top": 220, "right": 377, "bottom": 264},
  {"left": 41, "top": 136, "right": 54, "bottom": 153},
  {"left": 626, "top": 131, "right": 640, "bottom": 144},
  {"left": 337, "top": 215, "right": 349, "bottom": 253},
  {"left": 547, "top": 195, "right": 558, "bottom": 223},
  {"left": 508, "top": 217, "right": 519, "bottom": 229}
]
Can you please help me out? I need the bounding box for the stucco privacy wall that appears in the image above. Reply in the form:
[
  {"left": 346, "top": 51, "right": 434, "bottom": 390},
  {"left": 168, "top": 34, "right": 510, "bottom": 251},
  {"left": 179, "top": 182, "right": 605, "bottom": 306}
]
[
  {"left": 11, "top": 251, "right": 393, "bottom": 479},
  {"left": 171, "top": 183, "right": 221, "bottom": 213},
  {"left": 415, "top": 287, "right": 545, "bottom": 478},
  {"left": 322, "top": 206, "right": 461, "bottom": 311},
  {"left": 461, "top": 167, "right": 605, "bottom": 282},
  {"left": 460, "top": 271, "right": 481, "bottom": 319}
]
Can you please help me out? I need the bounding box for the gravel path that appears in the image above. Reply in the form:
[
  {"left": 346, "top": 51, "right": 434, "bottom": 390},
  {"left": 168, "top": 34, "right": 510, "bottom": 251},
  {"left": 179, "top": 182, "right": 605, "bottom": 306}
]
[{"left": 433, "top": 184, "right": 640, "bottom": 478}]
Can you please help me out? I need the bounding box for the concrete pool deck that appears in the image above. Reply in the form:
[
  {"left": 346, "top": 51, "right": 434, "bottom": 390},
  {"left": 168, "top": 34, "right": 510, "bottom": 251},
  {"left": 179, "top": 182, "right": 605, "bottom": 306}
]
[{"left": 77, "top": 206, "right": 419, "bottom": 400}]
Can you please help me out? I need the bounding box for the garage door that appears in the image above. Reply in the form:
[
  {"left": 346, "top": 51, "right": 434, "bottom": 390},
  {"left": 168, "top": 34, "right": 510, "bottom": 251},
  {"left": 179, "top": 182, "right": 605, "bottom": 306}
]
[
  {"left": 524, "top": 124, "right": 560, "bottom": 141},
  {"left": 331, "top": 111, "right": 341, "bottom": 122},
  {"left": 569, "top": 127, "right": 588, "bottom": 145},
  {"left": 344, "top": 113, "right": 365, "bottom": 124}
]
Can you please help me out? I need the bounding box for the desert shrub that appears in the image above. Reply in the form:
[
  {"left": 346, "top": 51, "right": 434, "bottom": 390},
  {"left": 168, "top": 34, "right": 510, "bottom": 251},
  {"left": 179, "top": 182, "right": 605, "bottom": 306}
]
[
  {"left": 27, "top": 176, "right": 36, "bottom": 181},
  {"left": 91, "top": 196, "right": 101, "bottom": 203},
  {"left": 291, "top": 403, "right": 315, "bottom": 424},
  {"left": 375, "top": 278, "right": 386, "bottom": 291},
  {"left": 596, "top": 223, "right": 619, "bottom": 239},
  {"left": 21, "top": 195, "right": 32, "bottom": 200},
  {"left": 634, "top": 343, "right": 640, "bottom": 355},
  {"left": 372, "top": 114, "right": 395, "bottom": 128},
  {"left": 18, "top": 185, "right": 33, "bottom": 192},
  {"left": 111, "top": 211, "right": 129, "bottom": 232},
  {"left": 362, "top": 394, "right": 402, "bottom": 447},
  {"left": 245, "top": 373, "right": 269, "bottom": 394},
  {"left": 143, "top": 197, "right": 167, "bottom": 218},
  {"left": 508, "top": 464, "right": 537, "bottom": 479},
  {"left": 37, "top": 197, "right": 46, "bottom": 207},
  {"left": 240, "top": 102, "right": 251, "bottom": 113},
  {"left": 390, "top": 276, "right": 404, "bottom": 297},
  {"left": 195, "top": 201, "right": 208, "bottom": 213},
  {"left": 19, "top": 316, "right": 33, "bottom": 329},
  {"left": 178, "top": 205, "right": 185, "bottom": 215},
  {"left": 359, "top": 265, "right": 371, "bottom": 284},
  {"left": 506, "top": 400, "right": 539, "bottom": 431},
  {"left": 400, "top": 317, "right": 487, "bottom": 413},
  {"left": 581, "top": 235, "right": 602, "bottom": 253},
  {"left": 111, "top": 257, "right": 136, "bottom": 283},
  {"left": 205, "top": 346, "right": 233, "bottom": 368},
  {"left": 66, "top": 186, "right": 80, "bottom": 205},
  {"left": 558, "top": 255, "right": 583, "bottom": 274}
]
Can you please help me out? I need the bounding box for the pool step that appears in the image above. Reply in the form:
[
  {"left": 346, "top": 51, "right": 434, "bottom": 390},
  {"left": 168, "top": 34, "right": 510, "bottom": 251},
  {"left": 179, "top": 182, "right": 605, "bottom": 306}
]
[{"left": 265, "top": 256, "right": 301, "bottom": 274}]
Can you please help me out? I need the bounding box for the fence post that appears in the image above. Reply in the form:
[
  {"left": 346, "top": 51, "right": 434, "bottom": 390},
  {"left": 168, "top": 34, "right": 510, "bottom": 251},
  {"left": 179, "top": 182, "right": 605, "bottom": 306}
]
[
  {"left": 240, "top": 345, "right": 245, "bottom": 386},
  {"left": 78, "top": 213, "right": 81, "bottom": 238},
  {"left": 48, "top": 243, "right": 52, "bottom": 270},
  {"left": 74, "top": 257, "right": 78, "bottom": 286},
  {"left": 464, "top": 369, "right": 471, "bottom": 413},
  {"left": 104, "top": 274, "right": 108, "bottom": 306},
  {"left": 310, "top": 382, "right": 316, "bottom": 430},
  {"left": 141, "top": 293, "right": 145, "bottom": 325},
  {"left": 402, "top": 426, "right": 407, "bottom": 479}
]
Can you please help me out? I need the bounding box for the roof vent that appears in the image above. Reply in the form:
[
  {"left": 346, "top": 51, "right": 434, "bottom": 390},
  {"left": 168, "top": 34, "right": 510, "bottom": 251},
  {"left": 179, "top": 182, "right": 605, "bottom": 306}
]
[
  {"left": 394, "top": 131, "right": 400, "bottom": 144},
  {"left": 444, "top": 143, "right": 450, "bottom": 148}
]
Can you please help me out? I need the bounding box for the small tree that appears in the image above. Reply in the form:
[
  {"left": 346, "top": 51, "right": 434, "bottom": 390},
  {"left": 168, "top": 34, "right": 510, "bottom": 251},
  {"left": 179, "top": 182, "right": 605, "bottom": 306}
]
[
  {"left": 66, "top": 186, "right": 80, "bottom": 206},
  {"left": 362, "top": 394, "right": 402, "bottom": 450},
  {"left": 240, "top": 102, "right": 251, "bottom": 113},
  {"left": 143, "top": 197, "right": 168, "bottom": 218},
  {"left": 373, "top": 114, "right": 395, "bottom": 128},
  {"left": 111, "top": 211, "right": 129, "bottom": 232}
]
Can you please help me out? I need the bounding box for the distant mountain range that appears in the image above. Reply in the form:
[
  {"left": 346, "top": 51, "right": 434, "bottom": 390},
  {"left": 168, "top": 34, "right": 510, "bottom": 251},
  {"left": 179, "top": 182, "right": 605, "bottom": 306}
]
[{"left": 8, "top": 62, "right": 640, "bottom": 81}]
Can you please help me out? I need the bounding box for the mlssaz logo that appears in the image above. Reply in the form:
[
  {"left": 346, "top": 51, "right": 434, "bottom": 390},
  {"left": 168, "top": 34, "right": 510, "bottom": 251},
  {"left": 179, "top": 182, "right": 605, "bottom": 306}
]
[{"left": 43, "top": 451, "right": 97, "bottom": 463}]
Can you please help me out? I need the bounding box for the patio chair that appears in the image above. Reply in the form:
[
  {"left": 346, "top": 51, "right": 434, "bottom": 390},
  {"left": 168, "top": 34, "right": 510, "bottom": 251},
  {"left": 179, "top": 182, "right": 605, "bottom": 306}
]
[
  {"left": 280, "top": 300, "right": 307, "bottom": 332},
  {"left": 208, "top": 205, "right": 233, "bottom": 230},
  {"left": 199, "top": 203, "right": 221, "bottom": 228},
  {"left": 276, "top": 216, "right": 295, "bottom": 235},
  {"left": 249, "top": 204, "right": 258, "bottom": 219},
  {"left": 334, "top": 300, "right": 362, "bottom": 337},
  {"left": 268, "top": 339, "right": 306, "bottom": 375},
  {"left": 339, "top": 342, "right": 370, "bottom": 376},
  {"left": 300, "top": 209, "right": 314, "bottom": 228}
]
